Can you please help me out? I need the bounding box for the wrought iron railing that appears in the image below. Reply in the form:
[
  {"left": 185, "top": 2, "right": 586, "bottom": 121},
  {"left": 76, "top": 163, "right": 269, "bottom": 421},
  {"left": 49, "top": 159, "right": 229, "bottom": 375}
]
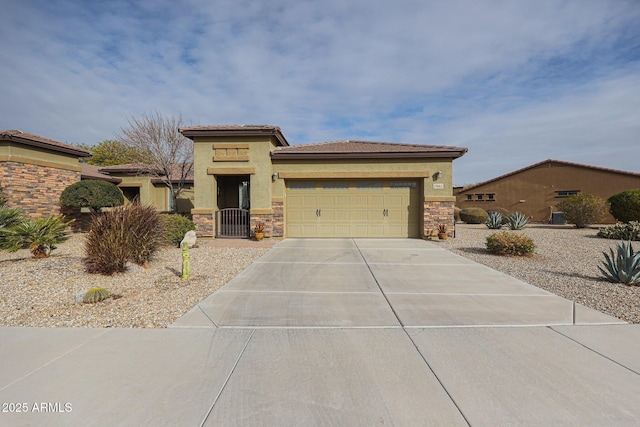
[{"left": 215, "top": 208, "right": 250, "bottom": 238}]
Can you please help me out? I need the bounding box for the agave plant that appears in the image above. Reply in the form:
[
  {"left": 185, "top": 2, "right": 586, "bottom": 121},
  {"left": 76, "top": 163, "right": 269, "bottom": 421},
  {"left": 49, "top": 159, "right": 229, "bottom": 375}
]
[
  {"left": 485, "top": 212, "right": 503, "bottom": 229},
  {"left": 507, "top": 211, "right": 529, "bottom": 230},
  {"left": 1, "top": 215, "right": 72, "bottom": 258},
  {"left": 598, "top": 240, "right": 640, "bottom": 285}
]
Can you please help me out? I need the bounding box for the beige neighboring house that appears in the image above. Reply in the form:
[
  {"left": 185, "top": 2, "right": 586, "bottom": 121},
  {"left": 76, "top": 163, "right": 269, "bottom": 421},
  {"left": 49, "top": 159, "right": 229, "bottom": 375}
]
[
  {"left": 0, "top": 130, "right": 91, "bottom": 217},
  {"left": 179, "top": 125, "right": 467, "bottom": 238},
  {"left": 455, "top": 159, "right": 640, "bottom": 223},
  {"left": 95, "top": 164, "right": 195, "bottom": 214}
]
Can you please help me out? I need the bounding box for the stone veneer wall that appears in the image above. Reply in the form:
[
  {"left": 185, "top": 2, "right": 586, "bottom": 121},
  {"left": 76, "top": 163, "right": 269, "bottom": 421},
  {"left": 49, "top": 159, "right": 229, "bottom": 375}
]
[
  {"left": 271, "top": 199, "right": 284, "bottom": 237},
  {"left": 423, "top": 200, "right": 455, "bottom": 237},
  {"left": 0, "top": 161, "right": 78, "bottom": 217},
  {"left": 193, "top": 213, "right": 214, "bottom": 237},
  {"left": 250, "top": 213, "right": 273, "bottom": 238}
]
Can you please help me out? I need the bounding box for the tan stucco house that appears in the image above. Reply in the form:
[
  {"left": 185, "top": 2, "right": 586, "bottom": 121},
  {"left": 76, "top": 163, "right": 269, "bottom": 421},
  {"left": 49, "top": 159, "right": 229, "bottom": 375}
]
[
  {"left": 455, "top": 159, "right": 640, "bottom": 223},
  {"left": 1, "top": 130, "right": 91, "bottom": 217},
  {"left": 179, "top": 125, "right": 467, "bottom": 238}
]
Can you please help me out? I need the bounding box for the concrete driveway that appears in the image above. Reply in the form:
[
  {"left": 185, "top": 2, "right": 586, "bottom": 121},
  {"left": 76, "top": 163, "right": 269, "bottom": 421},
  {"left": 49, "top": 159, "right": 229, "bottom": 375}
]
[{"left": 2, "top": 239, "right": 640, "bottom": 426}]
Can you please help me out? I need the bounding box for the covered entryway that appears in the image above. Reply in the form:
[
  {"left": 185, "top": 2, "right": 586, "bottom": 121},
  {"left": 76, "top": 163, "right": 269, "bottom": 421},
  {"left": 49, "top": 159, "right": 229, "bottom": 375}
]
[
  {"left": 285, "top": 180, "right": 421, "bottom": 238},
  {"left": 216, "top": 175, "right": 250, "bottom": 238}
]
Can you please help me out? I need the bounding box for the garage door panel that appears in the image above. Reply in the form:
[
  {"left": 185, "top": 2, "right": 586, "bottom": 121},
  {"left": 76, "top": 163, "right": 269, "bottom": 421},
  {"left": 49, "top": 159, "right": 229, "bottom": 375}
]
[{"left": 286, "top": 180, "right": 420, "bottom": 238}]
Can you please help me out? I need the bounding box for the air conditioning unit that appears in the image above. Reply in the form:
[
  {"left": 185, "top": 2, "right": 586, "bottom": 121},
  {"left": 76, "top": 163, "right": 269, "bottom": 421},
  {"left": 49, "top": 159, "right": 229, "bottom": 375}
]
[{"left": 551, "top": 212, "right": 567, "bottom": 225}]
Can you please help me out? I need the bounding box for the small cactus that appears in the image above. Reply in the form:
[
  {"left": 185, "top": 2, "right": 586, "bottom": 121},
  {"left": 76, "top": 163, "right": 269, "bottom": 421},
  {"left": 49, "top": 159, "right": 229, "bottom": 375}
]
[
  {"left": 485, "top": 212, "right": 503, "bottom": 229},
  {"left": 507, "top": 211, "right": 529, "bottom": 230},
  {"left": 83, "top": 287, "right": 110, "bottom": 303}
]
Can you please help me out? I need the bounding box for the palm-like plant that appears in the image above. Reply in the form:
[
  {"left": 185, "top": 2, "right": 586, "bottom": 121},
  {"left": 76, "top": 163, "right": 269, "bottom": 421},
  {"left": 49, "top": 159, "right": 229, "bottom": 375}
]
[
  {"left": 0, "top": 207, "right": 25, "bottom": 230},
  {"left": 598, "top": 240, "right": 640, "bottom": 285},
  {"left": 1, "top": 215, "right": 72, "bottom": 258}
]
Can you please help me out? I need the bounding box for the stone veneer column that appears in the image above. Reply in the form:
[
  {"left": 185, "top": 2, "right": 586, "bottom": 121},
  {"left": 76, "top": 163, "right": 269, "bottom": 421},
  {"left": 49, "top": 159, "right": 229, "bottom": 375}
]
[
  {"left": 250, "top": 213, "right": 274, "bottom": 238},
  {"left": 0, "top": 161, "right": 78, "bottom": 217},
  {"left": 271, "top": 198, "right": 284, "bottom": 237},
  {"left": 423, "top": 199, "right": 455, "bottom": 237},
  {"left": 192, "top": 213, "right": 214, "bottom": 237}
]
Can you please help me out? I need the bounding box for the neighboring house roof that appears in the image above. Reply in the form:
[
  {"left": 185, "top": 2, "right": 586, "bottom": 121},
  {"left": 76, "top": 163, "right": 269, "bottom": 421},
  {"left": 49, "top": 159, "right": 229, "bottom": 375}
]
[
  {"left": 271, "top": 140, "right": 468, "bottom": 160},
  {"left": 98, "top": 163, "right": 194, "bottom": 184},
  {"left": 80, "top": 164, "right": 122, "bottom": 183},
  {"left": 459, "top": 159, "right": 640, "bottom": 193},
  {"left": 179, "top": 125, "right": 289, "bottom": 147},
  {"left": 0, "top": 130, "right": 91, "bottom": 157}
]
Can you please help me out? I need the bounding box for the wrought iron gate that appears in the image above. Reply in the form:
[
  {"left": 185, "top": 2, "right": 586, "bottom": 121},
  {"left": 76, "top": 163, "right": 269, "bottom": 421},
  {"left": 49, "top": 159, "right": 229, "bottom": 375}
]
[{"left": 215, "top": 208, "right": 250, "bottom": 238}]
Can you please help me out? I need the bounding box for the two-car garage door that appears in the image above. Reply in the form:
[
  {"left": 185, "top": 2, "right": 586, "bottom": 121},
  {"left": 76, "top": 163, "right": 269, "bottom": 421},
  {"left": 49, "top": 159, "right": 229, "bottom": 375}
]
[{"left": 285, "top": 180, "right": 421, "bottom": 238}]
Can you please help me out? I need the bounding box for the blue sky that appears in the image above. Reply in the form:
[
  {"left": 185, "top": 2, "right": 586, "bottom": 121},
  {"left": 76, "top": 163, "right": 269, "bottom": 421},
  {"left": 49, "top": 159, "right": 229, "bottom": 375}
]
[{"left": 1, "top": 0, "right": 639, "bottom": 185}]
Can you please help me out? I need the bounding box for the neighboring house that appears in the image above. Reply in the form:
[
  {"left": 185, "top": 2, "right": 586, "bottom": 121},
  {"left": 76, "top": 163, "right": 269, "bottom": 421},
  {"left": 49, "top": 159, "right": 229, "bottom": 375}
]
[
  {"left": 455, "top": 159, "right": 640, "bottom": 223},
  {"left": 0, "top": 130, "right": 91, "bottom": 217},
  {"left": 96, "top": 163, "right": 194, "bottom": 214},
  {"left": 179, "top": 125, "right": 467, "bottom": 238}
]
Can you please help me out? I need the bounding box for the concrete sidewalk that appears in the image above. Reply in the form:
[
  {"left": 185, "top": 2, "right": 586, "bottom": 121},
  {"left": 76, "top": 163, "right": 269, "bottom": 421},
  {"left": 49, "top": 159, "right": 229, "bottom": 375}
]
[{"left": 1, "top": 239, "right": 639, "bottom": 426}]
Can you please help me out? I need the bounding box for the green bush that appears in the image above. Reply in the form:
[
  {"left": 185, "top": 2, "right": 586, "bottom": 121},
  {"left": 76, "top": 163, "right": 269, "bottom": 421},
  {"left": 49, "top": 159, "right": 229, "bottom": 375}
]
[
  {"left": 598, "top": 240, "right": 640, "bottom": 285},
  {"left": 597, "top": 222, "right": 640, "bottom": 241},
  {"left": 557, "top": 194, "right": 608, "bottom": 228},
  {"left": 0, "top": 215, "right": 72, "bottom": 258},
  {"left": 487, "top": 207, "right": 511, "bottom": 224},
  {"left": 0, "top": 185, "right": 6, "bottom": 207},
  {"left": 60, "top": 180, "right": 124, "bottom": 212},
  {"left": 486, "top": 231, "right": 535, "bottom": 256},
  {"left": 85, "top": 204, "right": 163, "bottom": 275},
  {"left": 160, "top": 214, "right": 196, "bottom": 246},
  {"left": 459, "top": 207, "right": 488, "bottom": 224},
  {"left": 608, "top": 189, "right": 640, "bottom": 223}
]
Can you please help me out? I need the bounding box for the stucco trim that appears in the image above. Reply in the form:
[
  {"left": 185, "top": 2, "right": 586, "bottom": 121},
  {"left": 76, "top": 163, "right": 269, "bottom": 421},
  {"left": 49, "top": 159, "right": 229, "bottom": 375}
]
[
  {"left": 424, "top": 196, "right": 456, "bottom": 202},
  {"left": 272, "top": 197, "right": 284, "bottom": 203},
  {"left": 213, "top": 143, "right": 250, "bottom": 149},
  {"left": 278, "top": 171, "right": 429, "bottom": 179},
  {"left": 250, "top": 208, "right": 273, "bottom": 215},
  {"left": 118, "top": 182, "right": 143, "bottom": 188},
  {"left": 192, "top": 208, "right": 215, "bottom": 214},
  {"left": 207, "top": 167, "right": 256, "bottom": 175},
  {"left": 0, "top": 155, "right": 82, "bottom": 172}
]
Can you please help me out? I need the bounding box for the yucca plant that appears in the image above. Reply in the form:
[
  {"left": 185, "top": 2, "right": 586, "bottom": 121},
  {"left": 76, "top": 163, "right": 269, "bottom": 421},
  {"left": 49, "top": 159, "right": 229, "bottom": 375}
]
[
  {"left": 0, "top": 207, "right": 26, "bottom": 230},
  {"left": 598, "top": 240, "right": 640, "bottom": 285},
  {"left": 485, "top": 212, "right": 503, "bottom": 229},
  {"left": 507, "top": 211, "right": 529, "bottom": 230},
  {"left": 0, "top": 215, "right": 72, "bottom": 258}
]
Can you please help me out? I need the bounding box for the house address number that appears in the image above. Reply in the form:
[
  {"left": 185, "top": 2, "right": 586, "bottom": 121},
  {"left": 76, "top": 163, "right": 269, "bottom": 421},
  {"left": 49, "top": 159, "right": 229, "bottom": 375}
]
[{"left": 432, "top": 183, "right": 445, "bottom": 189}]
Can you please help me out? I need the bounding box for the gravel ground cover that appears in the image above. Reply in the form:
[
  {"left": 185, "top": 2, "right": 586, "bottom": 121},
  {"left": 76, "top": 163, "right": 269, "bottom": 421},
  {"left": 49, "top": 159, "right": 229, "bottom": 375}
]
[
  {"left": 0, "top": 235, "right": 272, "bottom": 328},
  {"left": 438, "top": 223, "right": 640, "bottom": 324},
  {"left": 1, "top": 225, "right": 638, "bottom": 327}
]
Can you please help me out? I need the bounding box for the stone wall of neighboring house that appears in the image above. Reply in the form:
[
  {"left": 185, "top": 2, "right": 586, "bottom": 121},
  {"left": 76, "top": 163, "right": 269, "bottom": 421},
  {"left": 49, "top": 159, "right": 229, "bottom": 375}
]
[{"left": 0, "top": 161, "right": 79, "bottom": 217}]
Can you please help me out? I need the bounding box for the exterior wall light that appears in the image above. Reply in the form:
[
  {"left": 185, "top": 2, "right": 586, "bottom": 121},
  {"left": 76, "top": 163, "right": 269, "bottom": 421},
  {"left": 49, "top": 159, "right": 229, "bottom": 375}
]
[
  {"left": 435, "top": 171, "right": 443, "bottom": 180},
  {"left": 271, "top": 173, "right": 279, "bottom": 181}
]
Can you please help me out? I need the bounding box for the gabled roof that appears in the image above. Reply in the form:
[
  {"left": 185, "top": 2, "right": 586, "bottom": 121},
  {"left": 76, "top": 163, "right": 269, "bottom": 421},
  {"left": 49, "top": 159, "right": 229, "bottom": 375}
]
[
  {"left": 98, "top": 163, "right": 194, "bottom": 183},
  {"left": 271, "top": 140, "right": 468, "bottom": 160},
  {"left": 179, "top": 125, "right": 289, "bottom": 147},
  {"left": 80, "top": 164, "right": 122, "bottom": 183},
  {"left": 0, "top": 130, "right": 91, "bottom": 157},
  {"left": 460, "top": 159, "right": 640, "bottom": 193}
]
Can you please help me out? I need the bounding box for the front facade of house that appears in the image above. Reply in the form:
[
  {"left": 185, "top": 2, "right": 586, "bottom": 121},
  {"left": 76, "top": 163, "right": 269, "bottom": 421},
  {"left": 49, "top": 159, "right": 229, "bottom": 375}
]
[
  {"left": 455, "top": 159, "right": 640, "bottom": 223},
  {"left": 1, "top": 130, "right": 91, "bottom": 217},
  {"left": 180, "top": 125, "right": 467, "bottom": 239}
]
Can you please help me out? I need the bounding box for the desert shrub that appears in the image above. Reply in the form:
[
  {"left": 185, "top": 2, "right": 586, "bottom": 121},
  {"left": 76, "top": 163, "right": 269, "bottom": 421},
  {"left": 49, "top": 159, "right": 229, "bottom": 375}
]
[
  {"left": 608, "top": 189, "right": 640, "bottom": 223},
  {"left": 486, "top": 231, "right": 535, "bottom": 256},
  {"left": 507, "top": 211, "right": 529, "bottom": 230},
  {"left": 161, "top": 214, "right": 196, "bottom": 246},
  {"left": 83, "top": 287, "right": 110, "bottom": 303},
  {"left": 0, "top": 207, "right": 26, "bottom": 230},
  {"left": 597, "top": 222, "right": 640, "bottom": 241},
  {"left": 459, "top": 207, "right": 488, "bottom": 224},
  {"left": 487, "top": 207, "right": 511, "bottom": 224},
  {"left": 60, "top": 180, "right": 124, "bottom": 212},
  {"left": 85, "top": 204, "right": 162, "bottom": 275},
  {"left": 598, "top": 240, "right": 640, "bottom": 285},
  {"left": 0, "top": 215, "right": 72, "bottom": 258},
  {"left": 485, "top": 212, "right": 503, "bottom": 229},
  {"left": 557, "top": 194, "right": 608, "bottom": 228}
]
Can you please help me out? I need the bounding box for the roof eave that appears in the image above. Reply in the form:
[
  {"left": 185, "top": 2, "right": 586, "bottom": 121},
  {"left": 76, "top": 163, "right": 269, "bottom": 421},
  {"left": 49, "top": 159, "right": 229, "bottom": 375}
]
[
  {"left": 1, "top": 134, "right": 92, "bottom": 157},
  {"left": 179, "top": 127, "right": 289, "bottom": 147},
  {"left": 271, "top": 150, "right": 467, "bottom": 160}
]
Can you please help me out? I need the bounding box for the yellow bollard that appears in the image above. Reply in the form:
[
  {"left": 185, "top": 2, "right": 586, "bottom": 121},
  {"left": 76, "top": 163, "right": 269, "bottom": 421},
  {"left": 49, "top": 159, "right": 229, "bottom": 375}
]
[{"left": 181, "top": 241, "right": 191, "bottom": 280}]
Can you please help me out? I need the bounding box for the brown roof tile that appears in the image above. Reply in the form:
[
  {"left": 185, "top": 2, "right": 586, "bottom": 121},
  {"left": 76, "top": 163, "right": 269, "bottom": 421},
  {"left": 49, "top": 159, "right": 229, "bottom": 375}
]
[
  {"left": 99, "top": 163, "right": 194, "bottom": 183},
  {"left": 179, "top": 125, "right": 289, "bottom": 146},
  {"left": 80, "top": 164, "right": 122, "bottom": 183},
  {"left": 271, "top": 140, "right": 467, "bottom": 159},
  {"left": 0, "top": 130, "right": 91, "bottom": 157}
]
